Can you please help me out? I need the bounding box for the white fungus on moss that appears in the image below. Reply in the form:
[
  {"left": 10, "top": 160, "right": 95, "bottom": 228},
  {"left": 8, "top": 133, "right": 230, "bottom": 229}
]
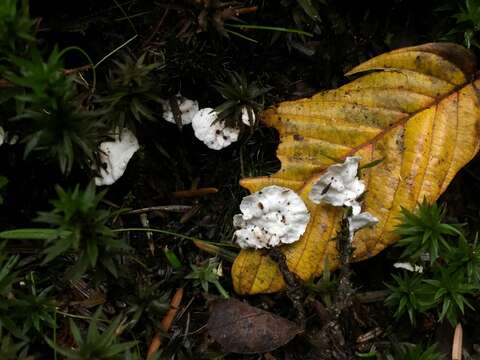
[
  {"left": 160, "top": 94, "right": 199, "bottom": 125},
  {"left": 191, "top": 108, "right": 239, "bottom": 150},
  {"left": 233, "top": 185, "right": 310, "bottom": 249},
  {"left": 0, "top": 127, "right": 4, "bottom": 146},
  {"left": 94, "top": 128, "right": 139, "bottom": 186},
  {"left": 308, "top": 156, "right": 365, "bottom": 215},
  {"left": 393, "top": 262, "right": 424, "bottom": 273},
  {"left": 241, "top": 106, "right": 256, "bottom": 126}
]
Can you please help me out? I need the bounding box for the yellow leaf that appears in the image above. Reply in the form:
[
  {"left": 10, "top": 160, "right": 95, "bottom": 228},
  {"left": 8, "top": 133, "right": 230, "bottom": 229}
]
[{"left": 232, "top": 43, "right": 480, "bottom": 295}]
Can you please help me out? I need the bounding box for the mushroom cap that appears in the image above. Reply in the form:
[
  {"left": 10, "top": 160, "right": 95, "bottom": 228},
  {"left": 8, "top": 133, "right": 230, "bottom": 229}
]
[
  {"left": 94, "top": 128, "right": 140, "bottom": 186},
  {"left": 241, "top": 106, "right": 256, "bottom": 126},
  {"left": 308, "top": 156, "right": 365, "bottom": 214},
  {"left": 192, "top": 108, "right": 239, "bottom": 150},
  {"left": 393, "top": 262, "right": 424, "bottom": 273},
  {"left": 7, "top": 134, "right": 18, "bottom": 145},
  {"left": 233, "top": 185, "right": 310, "bottom": 249},
  {"left": 348, "top": 212, "right": 378, "bottom": 236},
  {"left": 161, "top": 95, "right": 199, "bottom": 125}
]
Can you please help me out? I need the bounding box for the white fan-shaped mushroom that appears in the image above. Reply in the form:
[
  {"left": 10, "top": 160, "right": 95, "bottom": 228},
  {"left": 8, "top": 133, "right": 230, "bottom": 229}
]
[
  {"left": 7, "top": 134, "right": 18, "bottom": 145},
  {"left": 233, "top": 185, "right": 310, "bottom": 249},
  {"left": 308, "top": 156, "right": 365, "bottom": 215},
  {"left": 192, "top": 108, "right": 239, "bottom": 150},
  {"left": 161, "top": 94, "right": 199, "bottom": 125},
  {"left": 348, "top": 212, "right": 379, "bottom": 241},
  {"left": 0, "top": 128, "right": 19, "bottom": 146},
  {"left": 241, "top": 106, "right": 256, "bottom": 126},
  {"left": 94, "top": 128, "right": 139, "bottom": 186},
  {"left": 393, "top": 262, "right": 424, "bottom": 273},
  {"left": 308, "top": 156, "right": 379, "bottom": 241}
]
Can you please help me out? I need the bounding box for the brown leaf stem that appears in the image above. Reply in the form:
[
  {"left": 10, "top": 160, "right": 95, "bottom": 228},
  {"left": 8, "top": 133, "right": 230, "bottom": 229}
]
[{"left": 147, "top": 287, "right": 184, "bottom": 356}]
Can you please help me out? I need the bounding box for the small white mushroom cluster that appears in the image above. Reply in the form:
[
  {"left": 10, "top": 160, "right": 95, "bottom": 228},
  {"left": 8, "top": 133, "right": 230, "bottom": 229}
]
[
  {"left": 393, "top": 262, "right": 424, "bottom": 273},
  {"left": 94, "top": 128, "right": 139, "bottom": 186},
  {"left": 161, "top": 94, "right": 256, "bottom": 150},
  {"left": 309, "top": 156, "right": 365, "bottom": 216},
  {"left": 192, "top": 108, "right": 239, "bottom": 150},
  {"left": 308, "top": 156, "right": 378, "bottom": 240},
  {"left": 233, "top": 185, "right": 310, "bottom": 249},
  {"left": 232, "top": 157, "right": 379, "bottom": 250},
  {"left": 93, "top": 95, "right": 256, "bottom": 186},
  {"left": 0, "top": 127, "right": 18, "bottom": 147},
  {"left": 160, "top": 95, "right": 199, "bottom": 126}
]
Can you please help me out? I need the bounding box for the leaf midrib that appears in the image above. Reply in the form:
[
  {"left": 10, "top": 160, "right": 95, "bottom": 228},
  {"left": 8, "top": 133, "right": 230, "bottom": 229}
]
[{"left": 297, "top": 78, "right": 475, "bottom": 192}]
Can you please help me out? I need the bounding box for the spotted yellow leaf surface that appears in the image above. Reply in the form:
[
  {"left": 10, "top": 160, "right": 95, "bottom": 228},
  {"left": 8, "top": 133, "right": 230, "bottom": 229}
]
[{"left": 232, "top": 43, "right": 480, "bottom": 295}]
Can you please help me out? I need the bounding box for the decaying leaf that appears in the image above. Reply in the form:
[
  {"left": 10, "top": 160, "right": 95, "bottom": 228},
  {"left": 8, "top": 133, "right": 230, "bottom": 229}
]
[
  {"left": 232, "top": 43, "right": 480, "bottom": 294},
  {"left": 207, "top": 298, "right": 301, "bottom": 354}
]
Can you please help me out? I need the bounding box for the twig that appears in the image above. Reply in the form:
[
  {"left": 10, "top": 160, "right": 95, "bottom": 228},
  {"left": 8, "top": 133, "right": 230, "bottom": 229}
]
[
  {"left": 269, "top": 248, "right": 306, "bottom": 326},
  {"left": 147, "top": 288, "right": 184, "bottom": 356},
  {"left": 233, "top": 6, "right": 258, "bottom": 16},
  {"left": 125, "top": 205, "right": 192, "bottom": 215},
  {"left": 139, "top": 213, "right": 154, "bottom": 255},
  {"left": 169, "top": 95, "right": 184, "bottom": 130},
  {"left": 452, "top": 323, "right": 463, "bottom": 360},
  {"left": 94, "top": 34, "right": 138, "bottom": 69},
  {"left": 142, "top": 8, "right": 169, "bottom": 48},
  {"left": 193, "top": 240, "right": 237, "bottom": 263},
  {"left": 112, "top": 0, "right": 138, "bottom": 34},
  {"left": 63, "top": 64, "right": 92, "bottom": 75},
  {"left": 101, "top": 199, "right": 121, "bottom": 208},
  {"left": 113, "top": 227, "right": 239, "bottom": 248},
  {"left": 0, "top": 79, "right": 13, "bottom": 88},
  {"left": 172, "top": 187, "right": 218, "bottom": 198},
  {"left": 310, "top": 215, "right": 355, "bottom": 359},
  {"left": 356, "top": 327, "right": 383, "bottom": 343},
  {"left": 180, "top": 205, "right": 201, "bottom": 224},
  {"left": 354, "top": 290, "right": 389, "bottom": 303}
]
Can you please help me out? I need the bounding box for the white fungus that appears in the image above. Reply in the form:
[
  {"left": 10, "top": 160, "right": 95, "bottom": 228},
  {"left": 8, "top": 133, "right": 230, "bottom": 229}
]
[
  {"left": 308, "top": 156, "right": 365, "bottom": 215},
  {"left": 94, "top": 128, "right": 140, "bottom": 186},
  {"left": 393, "top": 262, "right": 424, "bottom": 273},
  {"left": 348, "top": 212, "right": 379, "bottom": 241},
  {"left": 241, "top": 106, "right": 256, "bottom": 126},
  {"left": 233, "top": 185, "right": 310, "bottom": 249},
  {"left": 7, "top": 134, "right": 18, "bottom": 145},
  {"left": 160, "top": 94, "right": 199, "bottom": 125},
  {"left": 308, "top": 156, "right": 379, "bottom": 241},
  {"left": 191, "top": 108, "right": 239, "bottom": 150},
  {"left": 0, "top": 128, "right": 19, "bottom": 146}
]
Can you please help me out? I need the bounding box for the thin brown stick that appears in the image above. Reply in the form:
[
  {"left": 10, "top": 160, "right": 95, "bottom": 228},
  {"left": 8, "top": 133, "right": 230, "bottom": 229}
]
[
  {"left": 147, "top": 287, "right": 184, "bottom": 356},
  {"left": 234, "top": 6, "right": 258, "bottom": 16},
  {"left": 354, "top": 290, "right": 389, "bottom": 303},
  {"left": 126, "top": 205, "right": 192, "bottom": 215},
  {"left": 180, "top": 205, "right": 201, "bottom": 224},
  {"left": 63, "top": 64, "right": 92, "bottom": 75},
  {"left": 452, "top": 323, "right": 463, "bottom": 360},
  {"left": 356, "top": 327, "right": 382, "bottom": 343},
  {"left": 0, "top": 79, "right": 13, "bottom": 88},
  {"left": 142, "top": 8, "right": 169, "bottom": 48},
  {"left": 172, "top": 187, "right": 218, "bottom": 198}
]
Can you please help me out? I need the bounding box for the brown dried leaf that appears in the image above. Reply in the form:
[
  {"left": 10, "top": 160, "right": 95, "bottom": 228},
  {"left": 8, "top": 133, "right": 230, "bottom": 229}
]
[{"left": 207, "top": 298, "right": 301, "bottom": 354}]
